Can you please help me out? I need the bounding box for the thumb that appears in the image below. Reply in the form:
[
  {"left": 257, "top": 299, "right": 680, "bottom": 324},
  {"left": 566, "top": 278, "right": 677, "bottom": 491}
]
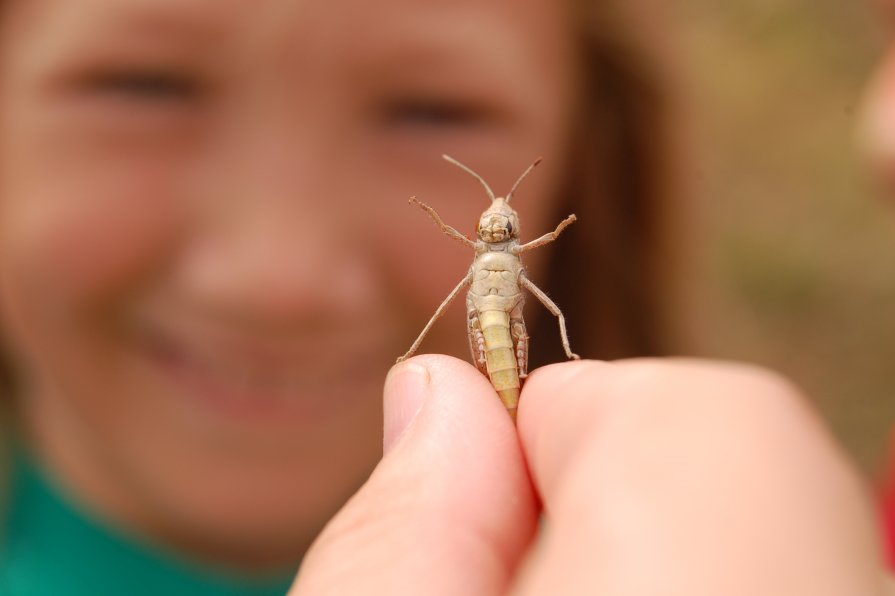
[{"left": 290, "top": 355, "right": 538, "bottom": 596}]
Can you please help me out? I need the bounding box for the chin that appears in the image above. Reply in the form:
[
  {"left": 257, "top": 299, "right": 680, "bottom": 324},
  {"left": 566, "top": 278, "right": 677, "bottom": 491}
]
[
  {"left": 27, "top": 341, "right": 384, "bottom": 568},
  {"left": 145, "top": 427, "right": 380, "bottom": 568},
  {"left": 114, "top": 369, "right": 384, "bottom": 563}
]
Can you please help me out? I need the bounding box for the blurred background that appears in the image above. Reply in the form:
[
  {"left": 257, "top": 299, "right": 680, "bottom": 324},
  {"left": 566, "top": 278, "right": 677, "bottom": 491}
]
[{"left": 673, "top": 0, "right": 895, "bottom": 475}]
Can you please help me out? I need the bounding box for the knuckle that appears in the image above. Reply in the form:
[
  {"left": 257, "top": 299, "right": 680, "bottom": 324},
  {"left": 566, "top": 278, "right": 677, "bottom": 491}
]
[
  {"left": 689, "top": 360, "right": 806, "bottom": 414},
  {"left": 617, "top": 357, "right": 798, "bottom": 396},
  {"left": 598, "top": 358, "right": 811, "bottom": 430}
]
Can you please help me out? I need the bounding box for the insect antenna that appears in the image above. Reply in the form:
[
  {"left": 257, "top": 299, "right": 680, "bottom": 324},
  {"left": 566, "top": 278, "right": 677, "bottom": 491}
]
[
  {"left": 442, "top": 154, "right": 496, "bottom": 203},
  {"left": 505, "top": 157, "right": 542, "bottom": 203}
]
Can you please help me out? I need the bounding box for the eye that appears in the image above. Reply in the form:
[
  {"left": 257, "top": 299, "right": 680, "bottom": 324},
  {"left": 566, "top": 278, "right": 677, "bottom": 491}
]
[
  {"left": 506, "top": 221, "right": 513, "bottom": 234},
  {"left": 78, "top": 68, "right": 201, "bottom": 104},
  {"left": 380, "top": 97, "right": 493, "bottom": 129}
]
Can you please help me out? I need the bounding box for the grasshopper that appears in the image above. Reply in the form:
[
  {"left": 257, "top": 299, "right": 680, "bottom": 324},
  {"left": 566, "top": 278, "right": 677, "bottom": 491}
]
[{"left": 397, "top": 155, "right": 580, "bottom": 421}]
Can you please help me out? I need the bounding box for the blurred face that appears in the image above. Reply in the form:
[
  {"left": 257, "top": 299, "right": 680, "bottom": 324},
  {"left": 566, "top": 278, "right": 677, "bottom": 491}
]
[
  {"left": 0, "top": 0, "right": 577, "bottom": 568},
  {"left": 862, "top": 2, "right": 895, "bottom": 190}
]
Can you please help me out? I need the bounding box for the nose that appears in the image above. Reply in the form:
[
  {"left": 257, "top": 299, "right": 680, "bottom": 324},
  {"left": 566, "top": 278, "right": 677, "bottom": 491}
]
[{"left": 174, "top": 133, "right": 373, "bottom": 325}]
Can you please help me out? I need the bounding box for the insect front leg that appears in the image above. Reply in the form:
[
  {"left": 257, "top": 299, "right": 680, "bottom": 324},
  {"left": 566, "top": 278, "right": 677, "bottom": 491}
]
[
  {"left": 519, "top": 273, "right": 580, "bottom": 360},
  {"left": 515, "top": 214, "right": 577, "bottom": 254},
  {"left": 397, "top": 271, "right": 473, "bottom": 363},
  {"left": 409, "top": 197, "right": 476, "bottom": 249}
]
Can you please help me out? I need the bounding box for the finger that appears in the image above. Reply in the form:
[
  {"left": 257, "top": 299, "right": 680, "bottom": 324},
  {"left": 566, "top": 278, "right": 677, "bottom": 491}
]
[
  {"left": 291, "top": 355, "right": 537, "bottom": 596},
  {"left": 514, "top": 359, "right": 886, "bottom": 596}
]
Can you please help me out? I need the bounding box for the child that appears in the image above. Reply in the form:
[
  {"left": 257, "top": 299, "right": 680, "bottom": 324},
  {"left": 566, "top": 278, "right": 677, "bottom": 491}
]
[
  {"left": 0, "top": 0, "right": 675, "bottom": 593},
  {"left": 0, "top": 0, "right": 889, "bottom": 594}
]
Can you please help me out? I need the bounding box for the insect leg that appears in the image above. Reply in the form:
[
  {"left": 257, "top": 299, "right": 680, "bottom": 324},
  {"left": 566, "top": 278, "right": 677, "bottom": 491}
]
[
  {"left": 409, "top": 197, "right": 476, "bottom": 249},
  {"left": 466, "top": 294, "right": 488, "bottom": 373},
  {"left": 519, "top": 273, "right": 580, "bottom": 360},
  {"left": 397, "top": 271, "right": 473, "bottom": 363},
  {"left": 510, "top": 317, "right": 529, "bottom": 379},
  {"left": 515, "top": 214, "right": 577, "bottom": 254}
]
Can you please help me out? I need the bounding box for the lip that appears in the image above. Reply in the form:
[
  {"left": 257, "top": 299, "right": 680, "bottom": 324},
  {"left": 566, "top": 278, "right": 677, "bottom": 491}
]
[{"left": 134, "top": 320, "right": 386, "bottom": 423}]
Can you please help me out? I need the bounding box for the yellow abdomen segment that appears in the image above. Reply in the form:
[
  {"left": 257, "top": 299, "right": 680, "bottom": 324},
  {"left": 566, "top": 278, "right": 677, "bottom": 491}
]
[{"left": 479, "top": 309, "right": 520, "bottom": 421}]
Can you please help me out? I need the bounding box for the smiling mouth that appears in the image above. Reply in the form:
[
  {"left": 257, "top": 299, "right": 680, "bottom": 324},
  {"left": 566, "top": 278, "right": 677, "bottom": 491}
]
[
  {"left": 136, "top": 322, "right": 384, "bottom": 420},
  {"left": 160, "top": 342, "right": 311, "bottom": 397}
]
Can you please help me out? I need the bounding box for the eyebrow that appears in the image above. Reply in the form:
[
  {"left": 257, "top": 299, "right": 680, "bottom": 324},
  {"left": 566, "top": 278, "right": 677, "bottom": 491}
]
[
  {"left": 350, "top": 16, "right": 541, "bottom": 104},
  {"left": 16, "top": 0, "right": 227, "bottom": 78},
  {"left": 80, "top": 0, "right": 228, "bottom": 40}
]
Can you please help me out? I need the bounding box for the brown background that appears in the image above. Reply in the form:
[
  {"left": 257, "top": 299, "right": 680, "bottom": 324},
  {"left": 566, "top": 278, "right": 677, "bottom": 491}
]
[{"left": 674, "top": 0, "right": 895, "bottom": 474}]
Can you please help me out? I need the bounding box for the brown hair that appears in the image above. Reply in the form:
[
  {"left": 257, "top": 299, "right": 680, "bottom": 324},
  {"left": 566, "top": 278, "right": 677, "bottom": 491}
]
[
  {"left": 528, "top": 0, "right": 683, "bottom": 367},
  {"left": 0, "top": 335, "right": 15, "bottom": 396}
]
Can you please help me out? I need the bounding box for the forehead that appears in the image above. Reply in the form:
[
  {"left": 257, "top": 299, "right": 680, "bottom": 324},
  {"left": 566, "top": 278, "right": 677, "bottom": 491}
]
[{"left": 4, "top": 0, "right": 573, "bottom": 65}]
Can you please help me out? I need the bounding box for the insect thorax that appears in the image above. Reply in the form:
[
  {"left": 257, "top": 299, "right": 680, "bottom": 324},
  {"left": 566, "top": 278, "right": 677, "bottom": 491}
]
[{"left": 470, "top": 249, "right": 524, "bottom": 301}]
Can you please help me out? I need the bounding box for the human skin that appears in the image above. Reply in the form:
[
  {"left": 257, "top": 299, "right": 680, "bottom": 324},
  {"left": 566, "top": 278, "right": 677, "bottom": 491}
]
[
  {"left": 0, "top": 0, "right": 577, "bottom": 569},
  {"left": 861, "top": 1, "right": 895, "bottom": 190},
  {"left": 293, "top": 356, "right": 892, "bottom": 595},
  {"left": 858, "top": 0, "right": 895, "bottom": 579},
  {"left": 294, "top": 5, "right": 895, "bottom": 592},
  {"left": 5, "top": 0, "right": 886, "bottom": 589}
]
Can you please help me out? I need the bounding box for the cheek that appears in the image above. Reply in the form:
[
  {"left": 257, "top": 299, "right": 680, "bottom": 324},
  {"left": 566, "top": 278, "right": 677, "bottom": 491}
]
[
  {"left": 371, "top": 200, "right": 473, "bottom": 323},
  {"left": 0, "top": 171, "right": 180, "bottom": 319},
  {"left": 0, "top": 80, "right": 196, "bottom": 323},
  {"left": 0, "top": 139, "right": 184, "bottom": 367},
  {"left": 352, "top": 159, "right": 479, "bottom": 313}
]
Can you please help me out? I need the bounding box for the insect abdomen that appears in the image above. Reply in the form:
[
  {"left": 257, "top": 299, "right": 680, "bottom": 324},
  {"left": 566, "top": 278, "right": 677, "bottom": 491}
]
[{"left": 479, "top": 309, "right": 520, "bottom": 421}]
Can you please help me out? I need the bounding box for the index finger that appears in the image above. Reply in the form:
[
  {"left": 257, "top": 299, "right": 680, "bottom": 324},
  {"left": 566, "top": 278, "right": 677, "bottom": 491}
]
[{"left": 514, "top": 359, "right": 886, "bottom": 595}]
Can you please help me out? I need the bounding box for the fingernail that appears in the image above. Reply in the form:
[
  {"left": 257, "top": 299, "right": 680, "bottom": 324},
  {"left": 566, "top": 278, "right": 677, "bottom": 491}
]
[{"left": 383, "top": 361, "right": 430, "bottom": 453}]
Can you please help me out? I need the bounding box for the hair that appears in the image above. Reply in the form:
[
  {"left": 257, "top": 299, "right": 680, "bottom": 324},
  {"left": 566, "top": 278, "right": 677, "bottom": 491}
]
[
  {"left": 527, "top": 0, "right": 683, "bottom": 367},
  {"left": 0, "top": 347, "right": 13, "bottom": 398}
]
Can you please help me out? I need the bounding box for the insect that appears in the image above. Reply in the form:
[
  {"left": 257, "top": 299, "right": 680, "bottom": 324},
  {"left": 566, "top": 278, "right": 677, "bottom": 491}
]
[{"left": 397, "top": 154, "right": 580, "bottom": 421}]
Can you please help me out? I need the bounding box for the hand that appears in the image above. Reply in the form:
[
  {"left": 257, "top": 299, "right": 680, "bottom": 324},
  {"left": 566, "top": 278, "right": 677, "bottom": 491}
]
[{"left": 290, "top": 356, "right": 891, "bottom": 595}]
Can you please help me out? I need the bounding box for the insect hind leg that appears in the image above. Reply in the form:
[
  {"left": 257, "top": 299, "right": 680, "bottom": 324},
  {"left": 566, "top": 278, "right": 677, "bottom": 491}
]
[
  {"left": 397, "top": 271, "right": 472, "bottom": 363},
  {"left": 467, "top": 300, "right": 488, "bottom": 374},
  {"left": 511, "top": 317, "right": 529, "bottom": 379},
  {"left": 519, "top": 273, "right": 580, "bottom": 360}
]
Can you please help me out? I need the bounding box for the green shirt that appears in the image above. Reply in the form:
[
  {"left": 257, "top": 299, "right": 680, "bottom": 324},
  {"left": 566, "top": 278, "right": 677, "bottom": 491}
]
[{"left": 1, "top": 451, "right": 295, "bottom": 596}]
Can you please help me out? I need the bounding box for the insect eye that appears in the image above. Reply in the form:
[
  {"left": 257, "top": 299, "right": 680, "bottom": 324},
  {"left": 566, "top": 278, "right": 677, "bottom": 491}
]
[{"left": 506, "top": 222, "right": 513, "bottom": 234}]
